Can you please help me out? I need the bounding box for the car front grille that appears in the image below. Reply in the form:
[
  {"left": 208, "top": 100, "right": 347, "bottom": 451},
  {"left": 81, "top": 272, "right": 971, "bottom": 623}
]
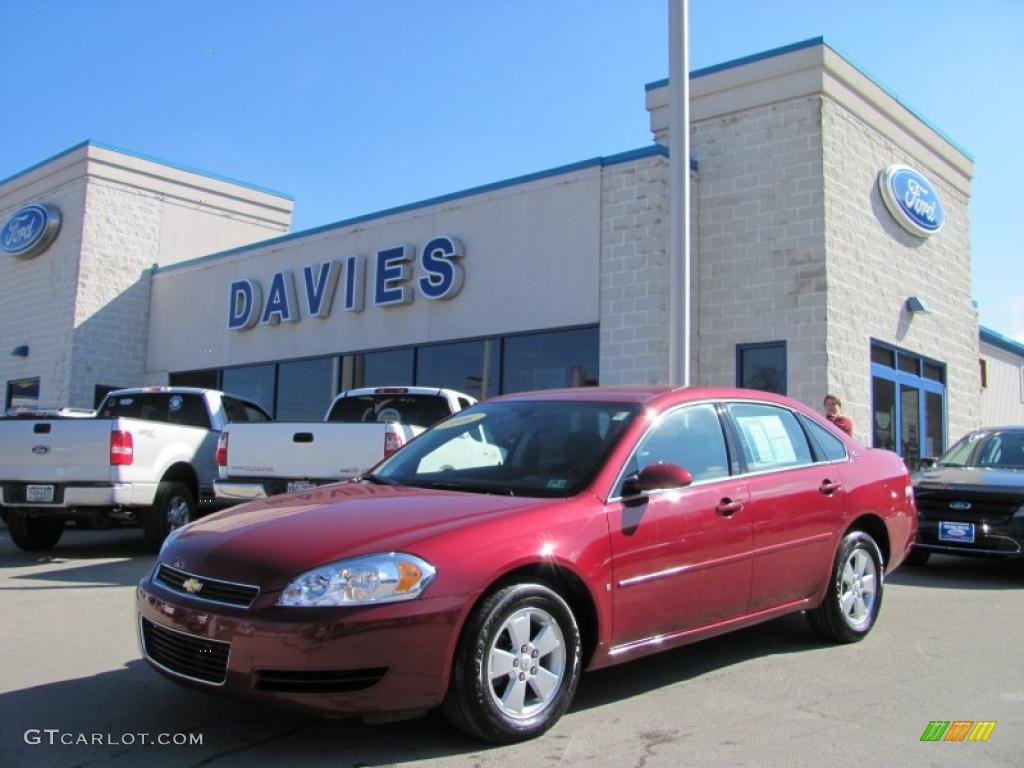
[
  {"left": 155, "top": 564, "right": 259, "bottom": 608},
  {"left": 253, "top": 668, "right": 388, "bottom": 694},
  {"left": 140, "top": 618, "right": 230, "bottom": 685},
  {"left": 914, "top": 491, "right": 1020, "bottom": 523}
]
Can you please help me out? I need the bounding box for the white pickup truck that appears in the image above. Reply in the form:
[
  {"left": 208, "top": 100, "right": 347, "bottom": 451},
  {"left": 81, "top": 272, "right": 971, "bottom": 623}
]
[
  {"left": 214, "top": 386, "right": 475, "bottom": 502},
  {"left": 0, "top": 387, "right": 271, "bottom": 551}
]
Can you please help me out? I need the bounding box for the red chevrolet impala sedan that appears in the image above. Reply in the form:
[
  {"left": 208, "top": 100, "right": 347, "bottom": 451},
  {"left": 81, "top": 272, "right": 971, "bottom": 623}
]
[{"left": 137, "top": 387, "right": 916, "bottom": 742}]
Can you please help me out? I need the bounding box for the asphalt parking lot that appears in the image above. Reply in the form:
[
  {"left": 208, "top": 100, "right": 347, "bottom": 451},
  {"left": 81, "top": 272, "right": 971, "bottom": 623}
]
[{"left": 1, "top": 524, "right": 1021, "bottom": 767}]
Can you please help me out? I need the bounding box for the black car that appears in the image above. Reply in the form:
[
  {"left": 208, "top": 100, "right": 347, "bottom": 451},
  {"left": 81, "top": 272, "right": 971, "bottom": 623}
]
[{"left": 908, "top": 426, "right": 1024, "bottom": 565}]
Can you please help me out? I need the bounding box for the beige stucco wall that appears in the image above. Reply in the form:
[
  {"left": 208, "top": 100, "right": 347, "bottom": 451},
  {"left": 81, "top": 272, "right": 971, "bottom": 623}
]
[{"left": 148, "top": 165, "right": 605, "bottom": 376}]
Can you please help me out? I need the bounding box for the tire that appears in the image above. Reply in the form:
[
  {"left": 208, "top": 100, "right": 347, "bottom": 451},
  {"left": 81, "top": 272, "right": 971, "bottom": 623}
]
[
  {"left": 143, "top": 481, "right": 195, "bottom": 552},
  {"left": 903, "top": 547, "right": 930, "bottom": 567},
  {"left": 442, "top": 583, "right": 582, "bottom": 743},
  {"left": 807, "top": 530, "right": 884, "bottom": 643},
  {"left": 7, "top": 512, "right": 65, "bottom": 551}
]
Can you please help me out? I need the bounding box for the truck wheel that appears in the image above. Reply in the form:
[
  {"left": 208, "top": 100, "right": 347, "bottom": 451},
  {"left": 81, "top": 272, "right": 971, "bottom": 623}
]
[
  {"left": 7, "top": 513, "right": 65, "bottom": 551},
  {"left": 143, "top": 482, "right": 195, "bottom": 551}
]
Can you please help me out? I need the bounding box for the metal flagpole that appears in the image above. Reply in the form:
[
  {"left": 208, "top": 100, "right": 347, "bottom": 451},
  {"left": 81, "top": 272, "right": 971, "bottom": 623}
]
[{"left": 667, "top": 0, "right": 691, "bottom": 387}]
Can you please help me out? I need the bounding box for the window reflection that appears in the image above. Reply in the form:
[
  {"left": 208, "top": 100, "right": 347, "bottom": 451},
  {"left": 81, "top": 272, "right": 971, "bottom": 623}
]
[
  {"left": 502, "top": 328, "right": 598, "bottom": 394},
  {"left": 277, "top": 358, "right": 335, "bottom": 421},
  {"left": 416, "top": 340, "right": 499, "bottom": 400},
  {"left": 736, "top": 342, "right": 786, "bottom": 395},
  {"left": 222, "top": 364, "right": 276, "bottom": 417}
]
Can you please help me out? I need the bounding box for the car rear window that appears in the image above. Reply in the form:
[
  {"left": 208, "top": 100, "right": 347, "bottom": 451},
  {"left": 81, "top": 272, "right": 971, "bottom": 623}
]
[
  {"left": 327, "top": 395, "right": 452, "bottom": 428},
  {"left": 98, "top": 393, "right": 210, "bottom": 429}
]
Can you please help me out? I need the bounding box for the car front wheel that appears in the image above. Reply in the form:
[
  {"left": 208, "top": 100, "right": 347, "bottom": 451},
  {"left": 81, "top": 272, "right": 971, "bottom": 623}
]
[
  {"left": 807, "top": 530, "right": 884, "bottom": 643},
  {"left": 443, "top": 583, "right": 582, "bottom": 743},
  {"left": 143, "top": 481, "right": 195, "bottom": 551}
]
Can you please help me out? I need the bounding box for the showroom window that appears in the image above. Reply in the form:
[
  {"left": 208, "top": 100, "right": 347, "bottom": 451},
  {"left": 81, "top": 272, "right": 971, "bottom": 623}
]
[
  {"left": 870, "top": 341, "right": 945, "bottom": 470},
  {"left": 416, "top": 339, "right": 500, "bottom": 401},
  {"left": 5, "top": 377, "right": 39, "bottom": 412},
  {"left": 222, "top": 364, "right": 276, "bottom": 417},
  {"left": 276, "top": 357, "right": 336, "bottom": 421},
  {"left": 169, "top": 369, "right": 220, "bottom": 390},
  {"left": 502, "top": 327, "right": 598, "bottom": 394},
  {"left": 172, "top": 325, "right": 599, "bottom": 411},
  {"left": 736, "top": 342, "right": 787, "bottom": 395}
]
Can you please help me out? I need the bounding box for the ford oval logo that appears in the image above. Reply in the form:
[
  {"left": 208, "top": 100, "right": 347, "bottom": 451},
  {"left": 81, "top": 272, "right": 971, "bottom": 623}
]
[
  {"left": 949, "top": 501, "right": 972, "bottom": 511},
  {"left": 1, "top": 203, "right": 62, "bottom": 259},
  {"left": 31, "top": 445, "right": 49, "bottom": 455},
  {"left": 878, "top": 165, "right": 944, "bottom": 237}
]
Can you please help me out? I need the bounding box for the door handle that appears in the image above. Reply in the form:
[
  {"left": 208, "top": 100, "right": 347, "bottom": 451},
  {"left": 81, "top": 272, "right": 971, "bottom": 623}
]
[
  {"left": 819, "top": 480, "right": 842, "bottom": 496},
  {"left": 716, "top": 498, "right": 743, "bottom": 516}
]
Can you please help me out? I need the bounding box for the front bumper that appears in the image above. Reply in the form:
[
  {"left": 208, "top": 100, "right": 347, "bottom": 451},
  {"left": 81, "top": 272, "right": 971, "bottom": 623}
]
[
  {"left": 914, "top": 518, "right": 1024, "bottom": 558},
  {"left": 136, "top": 574, "right": 468, "bottom": 716}
]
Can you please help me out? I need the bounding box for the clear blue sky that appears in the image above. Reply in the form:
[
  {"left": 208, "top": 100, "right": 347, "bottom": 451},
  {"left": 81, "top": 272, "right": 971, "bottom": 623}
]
[{"left": 2, "top": 1, "right": 1021, "bottom": 340}]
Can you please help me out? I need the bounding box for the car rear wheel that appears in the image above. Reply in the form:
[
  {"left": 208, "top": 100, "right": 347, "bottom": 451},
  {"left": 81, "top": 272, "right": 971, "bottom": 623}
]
[
  {"left": 143, "top": 481, "right": 195, "bottom": 551},
  {"left": 442, "top": 583, "right": 582, "bottom": 743},
  {"left": 903, "top": 548, "right": 930, "bottom": 567},
  {"left": 807, "top": 530, "right": 884, "bottom": 643},
  {"left": 7, "top": 512, "right": 65, "bottom": 551}
]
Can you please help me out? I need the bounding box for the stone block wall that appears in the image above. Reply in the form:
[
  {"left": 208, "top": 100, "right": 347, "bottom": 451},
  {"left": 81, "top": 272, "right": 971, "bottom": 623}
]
[
  {"left": 598, "top": 154, "right": 672, "bottom": 385},
  {"left": 821, "top": 97, "right": 977, "bottom": 445},
  {"left": 690, "top": 95, "right": 828, "bottom": 409}
]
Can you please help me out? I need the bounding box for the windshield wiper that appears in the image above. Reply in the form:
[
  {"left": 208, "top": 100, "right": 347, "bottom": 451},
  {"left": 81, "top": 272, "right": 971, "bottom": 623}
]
[
  {"left": 415, "top": 481, "right": 516, "bottom": 496},
  {"left": 358, "top": 473, "right": 397, "bottom": 485}
]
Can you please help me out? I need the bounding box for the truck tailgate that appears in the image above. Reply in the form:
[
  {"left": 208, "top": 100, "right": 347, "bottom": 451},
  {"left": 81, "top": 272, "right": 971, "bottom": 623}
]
[
  {"left": 0, "top": 419, "right": 113, "bottom": 483},
  {"left": 224, "top": 422, "right": 390, "bottom": 480}
]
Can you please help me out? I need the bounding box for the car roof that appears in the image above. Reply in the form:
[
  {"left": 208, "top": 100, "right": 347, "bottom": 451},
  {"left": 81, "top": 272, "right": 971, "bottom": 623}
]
[{"left": 488, "top": 386, "right": 800, "bottom": 408}]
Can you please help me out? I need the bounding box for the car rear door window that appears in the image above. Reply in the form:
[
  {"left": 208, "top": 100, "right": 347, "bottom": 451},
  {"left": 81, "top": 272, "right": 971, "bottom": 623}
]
[{"left": 726, "top": 402, "right": 813, "bottom": 472}]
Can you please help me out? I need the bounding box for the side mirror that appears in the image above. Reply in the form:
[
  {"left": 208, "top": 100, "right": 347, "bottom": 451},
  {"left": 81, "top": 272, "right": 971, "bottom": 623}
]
[
  {"left": 622, "top": 462, "right": 693, "bottom": 498},
  {"left": 920, "top": 456, "right": 938, "bottom": 469}
]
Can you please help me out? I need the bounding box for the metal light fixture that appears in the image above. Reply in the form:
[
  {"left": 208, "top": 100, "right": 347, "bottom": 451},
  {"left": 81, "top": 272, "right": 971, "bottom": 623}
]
[
  {"left": 10, "top": 345, "right": 29, "bottom": 357},
  {"left": 905, "top": 296, "right": 932, "bottom": 315}
]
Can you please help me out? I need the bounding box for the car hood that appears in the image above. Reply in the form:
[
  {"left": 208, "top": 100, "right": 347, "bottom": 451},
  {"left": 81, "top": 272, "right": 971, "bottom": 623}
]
[
  {"left": 913, "top": 465, "right": 1024, "bottom": 494},
  {"left": 159, "top": 482, "right": 554, "bottom": 590}
]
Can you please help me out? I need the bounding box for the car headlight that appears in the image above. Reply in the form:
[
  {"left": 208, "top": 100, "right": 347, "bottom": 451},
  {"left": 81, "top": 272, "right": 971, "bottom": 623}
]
[{"left": 277, "top": 553, "right": 436, "bottom": 607}]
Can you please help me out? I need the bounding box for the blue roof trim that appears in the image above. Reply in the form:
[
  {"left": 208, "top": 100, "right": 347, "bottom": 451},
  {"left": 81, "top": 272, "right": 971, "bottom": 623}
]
[
  {"left": 644, "top": 36, "right": 972, "bottom": 162},
  {"left": 980, "top": 326, "right": 1024, "bottom": 358},
  {"left": 0, "top": 140, "right": 294, "bottom": 200},
  {"left": 645, "top": 37, "right": 824, "bottom": 91},
  {"left": 157, "top": 145, "right": 675, "bottom": 275}
]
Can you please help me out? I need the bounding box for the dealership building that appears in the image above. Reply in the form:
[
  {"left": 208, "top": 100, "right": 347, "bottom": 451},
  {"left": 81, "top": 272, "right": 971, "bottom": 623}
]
[{"left": 2, "top": 38, "right": 1022, "bottom": 468}]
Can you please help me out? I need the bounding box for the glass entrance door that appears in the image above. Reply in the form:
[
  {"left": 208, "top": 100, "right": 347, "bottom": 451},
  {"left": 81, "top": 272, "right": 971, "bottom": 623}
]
[
  {"left": 900, "top": 384, "right": 921, "bottom": 470},
  {"left": 870, "top": 342, "right": 946, "bottom": 469}
]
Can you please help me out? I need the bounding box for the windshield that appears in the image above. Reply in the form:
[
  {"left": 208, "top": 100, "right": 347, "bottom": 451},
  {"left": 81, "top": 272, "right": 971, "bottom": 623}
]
[
  {"left": 939, "top": 429, "right": 1024, "bottom": 469},
  {"left": 372, "top": 400, "right": 642, "bottom": 497},
  {"left": 327, "top": 394, "right": 452, "bottom": 428}
]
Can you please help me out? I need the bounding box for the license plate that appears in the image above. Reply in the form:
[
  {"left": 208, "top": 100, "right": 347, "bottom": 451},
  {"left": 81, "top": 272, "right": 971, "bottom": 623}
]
[
  {"left": 26, "top": 484, "right": 55, "bottom": 503},
  {"left": 939, "top": 521, "right": 974, "bottom": 543},
  {"left": 286, "top": 480, "right": 315, "bottom": 493}
]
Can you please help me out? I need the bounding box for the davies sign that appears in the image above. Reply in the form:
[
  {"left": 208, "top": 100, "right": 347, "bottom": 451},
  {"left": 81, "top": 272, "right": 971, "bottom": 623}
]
[
  {"left": 1, "top": 203, "right": 62, "bottom": 259},
  {"left": 878, "top": 165, "right": 944, "bottom": 238},
  {"left": 228, "top": 235, "right": 465, "bottom": 331}
]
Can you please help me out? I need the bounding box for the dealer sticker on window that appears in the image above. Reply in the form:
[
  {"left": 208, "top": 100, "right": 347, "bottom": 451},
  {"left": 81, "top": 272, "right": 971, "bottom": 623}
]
[{"left": 939, "top": 521, "right": 974, "bottom": 543}]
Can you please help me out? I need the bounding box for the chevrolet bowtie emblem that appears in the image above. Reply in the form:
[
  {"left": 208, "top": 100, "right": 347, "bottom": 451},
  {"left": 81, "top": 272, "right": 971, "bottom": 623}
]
[{"left": 182, "top": 577, "right": 203, "bottom": 594}]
